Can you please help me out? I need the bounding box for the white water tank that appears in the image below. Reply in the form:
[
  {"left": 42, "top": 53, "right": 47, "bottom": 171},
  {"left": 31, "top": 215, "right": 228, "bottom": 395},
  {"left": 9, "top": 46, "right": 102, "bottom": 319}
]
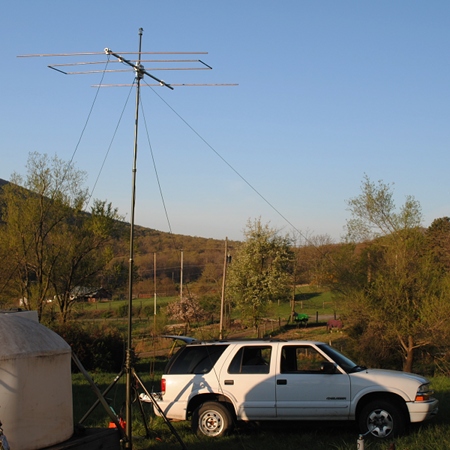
[{"left": 0, "top": 313, "right": 73, "bottom": 449}]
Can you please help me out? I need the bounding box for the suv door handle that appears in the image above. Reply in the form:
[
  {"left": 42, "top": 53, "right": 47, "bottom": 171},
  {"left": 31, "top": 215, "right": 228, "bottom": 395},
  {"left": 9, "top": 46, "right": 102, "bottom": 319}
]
[
  {"left": 277, "top": 379, "right": 287, "bottom": 385},
  {"left": 224, "top": 380, "right": 234, "bottom": 385}
]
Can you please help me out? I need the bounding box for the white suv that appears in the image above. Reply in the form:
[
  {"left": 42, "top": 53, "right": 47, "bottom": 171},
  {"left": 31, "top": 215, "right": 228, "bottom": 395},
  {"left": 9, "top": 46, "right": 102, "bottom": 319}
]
[{"left": 152, "top": 339, "right": 438, "bottom": 439}]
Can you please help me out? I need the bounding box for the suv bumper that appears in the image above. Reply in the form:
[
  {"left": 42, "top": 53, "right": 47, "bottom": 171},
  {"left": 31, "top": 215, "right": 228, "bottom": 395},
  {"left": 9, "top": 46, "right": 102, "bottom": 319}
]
[{"left": 407, "top": 398, "right": 439, "bottom": 423}]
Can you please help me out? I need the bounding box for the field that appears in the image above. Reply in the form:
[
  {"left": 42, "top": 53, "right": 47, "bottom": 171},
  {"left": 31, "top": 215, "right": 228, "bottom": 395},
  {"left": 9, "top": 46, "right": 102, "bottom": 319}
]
[
  {"left": 72, "top": 361, "right": 450, "bottom": 450},
  {"left": 70, "top": 287, "right": 450, "bottom": 449},
  {"left": 75, "top": 286, "right": 338, "bottom": 342}
]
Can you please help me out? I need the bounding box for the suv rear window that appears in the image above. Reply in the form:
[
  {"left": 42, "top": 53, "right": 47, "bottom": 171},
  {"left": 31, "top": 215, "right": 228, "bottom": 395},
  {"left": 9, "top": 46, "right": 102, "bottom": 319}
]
[
  {"left": 228, "top": 346, "right": 272, "bottom": 374},
  {"left": 165, "top": 344, "right": 229, "bottom": 374}
]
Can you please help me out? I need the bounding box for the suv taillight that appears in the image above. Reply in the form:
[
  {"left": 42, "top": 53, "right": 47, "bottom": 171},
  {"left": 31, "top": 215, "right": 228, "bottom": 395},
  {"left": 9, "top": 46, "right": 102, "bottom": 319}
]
[{"left": 161, "top": 378, "right": 166, "bottom": 395}]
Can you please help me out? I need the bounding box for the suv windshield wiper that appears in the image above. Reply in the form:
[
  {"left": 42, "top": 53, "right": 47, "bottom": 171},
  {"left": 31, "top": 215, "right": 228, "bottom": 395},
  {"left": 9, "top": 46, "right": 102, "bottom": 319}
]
[{"left": 349, "top": 365, "right": 367, "bottom": 373}]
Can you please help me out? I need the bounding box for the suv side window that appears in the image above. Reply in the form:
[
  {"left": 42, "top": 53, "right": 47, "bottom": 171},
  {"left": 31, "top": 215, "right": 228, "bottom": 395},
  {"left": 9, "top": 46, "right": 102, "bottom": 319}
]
[
  {"left": 280, "top": 345, "right": 329, "bottom": 373},
  {"left": 166, "top": 345, "right": 229, "bottom": 374},
  {"left": 228, "top": 346, "right": 271, "bottom": 374}
]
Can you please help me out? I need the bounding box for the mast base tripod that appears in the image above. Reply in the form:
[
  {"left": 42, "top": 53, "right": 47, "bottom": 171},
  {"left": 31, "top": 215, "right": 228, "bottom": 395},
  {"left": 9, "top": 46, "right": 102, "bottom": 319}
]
[{"left": 73, "top": 350, "right": 187, "bottom": 450}]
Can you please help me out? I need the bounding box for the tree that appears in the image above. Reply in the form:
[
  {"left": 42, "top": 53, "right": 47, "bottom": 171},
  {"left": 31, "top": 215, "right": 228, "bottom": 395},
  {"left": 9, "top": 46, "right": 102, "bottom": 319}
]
[
  {"left": 295, "top": 234, "right": 337, "bottom": 286},
  {"left": 0, "top": 153, "right": 88, "bottom": 317},
  {"left": 426, "top": 217, "right": 450, "bottom": 271},
  {"left": 0, "top": 152, "right": 122, "bottom": 321},
  {"left": 50, "top": 199, "right": 123, "bottom": 322},
  {"left": 104, "top": 260, "right": 129, "bottom": 298},
  {"left": 342, "top": 176, "right": 450, "bottom": 372},
  {"left": 226, "top": 218, "right": 294, "bottom": 334},
  {"left": 166, "top": 295, "right": 207, "bottom": 333},
  {"left": 346, "top": 175, "right": 422, "bottom": 242}
]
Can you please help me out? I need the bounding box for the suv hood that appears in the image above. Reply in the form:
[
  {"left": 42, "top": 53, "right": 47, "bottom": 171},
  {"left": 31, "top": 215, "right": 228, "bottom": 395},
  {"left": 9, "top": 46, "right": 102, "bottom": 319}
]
[
  {"left": 356, "top": 368, "right": 427, "bottom": 383},
  {"left": 350, "top": 368, "right": 428, "bottom": 400}
]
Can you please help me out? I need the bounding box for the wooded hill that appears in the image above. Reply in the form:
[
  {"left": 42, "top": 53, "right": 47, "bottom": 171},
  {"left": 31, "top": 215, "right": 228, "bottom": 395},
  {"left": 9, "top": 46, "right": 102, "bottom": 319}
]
[
  {"left": 119, "top": 224, "right": 240, "bottom": 297},
  {"left": 0, "top": 177, "right": 240, "bottom": 300}
]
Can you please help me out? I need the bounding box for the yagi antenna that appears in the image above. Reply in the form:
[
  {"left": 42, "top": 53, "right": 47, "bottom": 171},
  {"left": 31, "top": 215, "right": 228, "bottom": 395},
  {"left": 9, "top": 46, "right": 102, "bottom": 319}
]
[
  {"left": 104, "top": 46, "right": 174, "bottom": 90},
  {"left": 18, "top": 27, "right": 236, "bottom": 450},
  {"left": 18, "top": 44, "right": 236, "bottom": 87}
]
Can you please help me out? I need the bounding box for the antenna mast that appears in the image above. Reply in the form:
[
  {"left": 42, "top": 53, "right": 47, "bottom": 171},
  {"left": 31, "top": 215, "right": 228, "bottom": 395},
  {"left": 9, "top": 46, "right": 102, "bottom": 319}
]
[
  {"left": 19, "top": 28, "right": 236, "bottom": 450},
  {"left": 125, "top": 27, "right": 142, "bottom": 448}
]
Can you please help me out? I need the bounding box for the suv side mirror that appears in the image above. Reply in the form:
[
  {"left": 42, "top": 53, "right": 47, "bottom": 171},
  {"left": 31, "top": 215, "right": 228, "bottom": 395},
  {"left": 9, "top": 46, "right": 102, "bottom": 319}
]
[{"left": 321, "top": 362, "right": 337, "bottom": 374}]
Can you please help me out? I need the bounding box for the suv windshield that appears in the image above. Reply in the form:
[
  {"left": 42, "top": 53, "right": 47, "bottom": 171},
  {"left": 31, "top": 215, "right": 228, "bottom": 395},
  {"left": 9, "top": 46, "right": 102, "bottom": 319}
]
[
  {"left": 165, "top": 344, "right": 229, "bottom": 374},
  {"left": 317, "top": 344, "right": 365, "bottom": 373}
]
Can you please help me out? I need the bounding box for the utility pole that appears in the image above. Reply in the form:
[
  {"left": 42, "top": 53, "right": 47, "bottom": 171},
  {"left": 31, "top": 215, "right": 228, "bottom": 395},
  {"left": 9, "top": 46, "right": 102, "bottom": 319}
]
[
  {"left": 180, "top": 250, "right": 184, "bottom": 301},
  {"left": 219, "top": 237, "right": 228, "bottom": 339},
  {"left": 153, "top": 252, "right": 157, "bottom": 334}
]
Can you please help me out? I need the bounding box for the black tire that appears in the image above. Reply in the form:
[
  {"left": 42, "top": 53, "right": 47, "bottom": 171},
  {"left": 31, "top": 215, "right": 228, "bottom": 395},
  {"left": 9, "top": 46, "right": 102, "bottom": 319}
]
[
  {"left": 191, "top": 401, "right": 234, "bottom": 438},
  {"left": 358, "top": 400, "right": 407, "bottom": 439}
]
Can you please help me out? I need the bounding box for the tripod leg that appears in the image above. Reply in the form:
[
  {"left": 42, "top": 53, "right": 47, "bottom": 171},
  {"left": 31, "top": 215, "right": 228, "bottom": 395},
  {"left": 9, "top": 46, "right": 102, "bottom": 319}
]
[
  {"left": 79, "top": 368, "right": 125, "bottom": 424},
  {"left": 132, "top": 369, "right": 187, "bottom": 450},
  {"left": 134, "top": 387, "right": 151, "bottom": 438},
  {"left": 72, "top": 353, "right": 128, "bottom": 444}
]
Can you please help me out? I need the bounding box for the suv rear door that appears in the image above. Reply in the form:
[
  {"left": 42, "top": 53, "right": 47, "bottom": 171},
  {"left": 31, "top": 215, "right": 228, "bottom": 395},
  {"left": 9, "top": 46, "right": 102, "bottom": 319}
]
[{"left": 220, "top": 344, "right": 276, "bottom": 420}]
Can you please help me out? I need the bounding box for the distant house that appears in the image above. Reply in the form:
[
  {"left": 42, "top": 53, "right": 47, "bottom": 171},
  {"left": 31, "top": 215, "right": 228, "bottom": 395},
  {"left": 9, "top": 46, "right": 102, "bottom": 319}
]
[{"left": 70, "top": 286, "right": 112, "bottom": 303}]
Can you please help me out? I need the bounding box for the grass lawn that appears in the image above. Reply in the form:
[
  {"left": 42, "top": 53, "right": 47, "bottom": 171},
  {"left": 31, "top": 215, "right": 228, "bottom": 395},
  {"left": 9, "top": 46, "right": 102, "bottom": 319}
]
[
  {"left": 72, "top": 363, "right": 450, "bottom": 450},
  {"left": 77, "top": 286, "right": 337, "bottom": 321},
  {"left": 267, "top": 286, "right": 338, "bottom": 320}
]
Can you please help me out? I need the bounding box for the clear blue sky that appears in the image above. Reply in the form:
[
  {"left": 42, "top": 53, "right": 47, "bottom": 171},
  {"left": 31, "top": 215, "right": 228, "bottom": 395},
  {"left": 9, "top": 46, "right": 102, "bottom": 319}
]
[{"left": 2, "top": 1, "right": 449, "bottom": 242}]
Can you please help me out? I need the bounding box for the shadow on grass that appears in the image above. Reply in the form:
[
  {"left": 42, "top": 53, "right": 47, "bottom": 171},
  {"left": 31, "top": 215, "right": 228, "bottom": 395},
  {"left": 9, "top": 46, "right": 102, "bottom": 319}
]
[
  {"left": 294, "top": 292, "right": 321, "bottom": 301},
  {"left": 141, "top": 419, "right": 392, "bottom": 450},
  {"left": 139, "top": 417, "right": 444, "bottom": 450}
]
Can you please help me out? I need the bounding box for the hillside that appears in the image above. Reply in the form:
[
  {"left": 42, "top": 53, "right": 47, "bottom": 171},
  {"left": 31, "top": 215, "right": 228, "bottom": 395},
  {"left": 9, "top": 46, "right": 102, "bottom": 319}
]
[{"left": 0, "top": 177, "right": 240, "bottom": 295}]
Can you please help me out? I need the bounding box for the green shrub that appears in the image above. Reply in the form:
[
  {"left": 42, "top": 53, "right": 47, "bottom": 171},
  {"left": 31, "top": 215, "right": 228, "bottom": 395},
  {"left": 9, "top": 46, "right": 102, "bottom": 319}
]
[
  {"left": 117, "top": 304, "right": 128, "bottom": 318},
  {"left": 50, "top": 322, "right": 125, "bottom": 372},
  {"left": 141, "top": 305, "right": 154, "bottom": 316}
]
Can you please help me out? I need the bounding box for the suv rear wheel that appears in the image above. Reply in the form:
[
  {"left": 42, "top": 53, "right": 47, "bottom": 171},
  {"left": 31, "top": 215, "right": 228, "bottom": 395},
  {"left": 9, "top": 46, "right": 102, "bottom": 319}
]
[
  {"left": 192, "top": 401, "right": 233, "bottom": 438},
  {"left": 358, "top": 400, "right": 406, "bottom": 438}
]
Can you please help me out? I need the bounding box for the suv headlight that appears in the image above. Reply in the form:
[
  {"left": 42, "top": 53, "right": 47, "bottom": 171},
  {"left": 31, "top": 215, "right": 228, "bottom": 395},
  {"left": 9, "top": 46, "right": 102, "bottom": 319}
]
[{"left": 415, "top": 383, "right": 434, "bottom": 402}]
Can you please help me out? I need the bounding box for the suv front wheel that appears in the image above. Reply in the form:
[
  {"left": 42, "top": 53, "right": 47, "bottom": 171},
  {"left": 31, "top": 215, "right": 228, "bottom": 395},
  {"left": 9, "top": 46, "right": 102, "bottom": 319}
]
[
  {"left": 192, "top": 401, "right": 233, "bottom": 438},
  {"left": 358, "top": 400, "right": 407, "bottom": 439}
]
